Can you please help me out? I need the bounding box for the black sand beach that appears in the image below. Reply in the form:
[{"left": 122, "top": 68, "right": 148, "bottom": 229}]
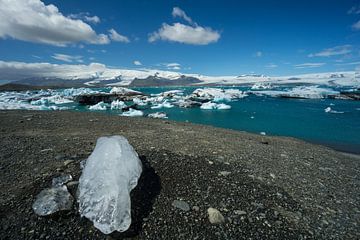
[{"left": 0, "top": 110, "right": 359, "bottom": 239}]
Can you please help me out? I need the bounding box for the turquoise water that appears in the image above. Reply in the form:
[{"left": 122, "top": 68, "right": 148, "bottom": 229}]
[
  {"left": 76, "top": 86, "right": 360, "bottom": 153},
  {"left": 2, "top": 85, "right": 359, "bottom": 153}
]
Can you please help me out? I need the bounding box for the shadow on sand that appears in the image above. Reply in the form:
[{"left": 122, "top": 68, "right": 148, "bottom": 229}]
[{"left": 110, "top": 155, "right": 161, "bottom": 238}]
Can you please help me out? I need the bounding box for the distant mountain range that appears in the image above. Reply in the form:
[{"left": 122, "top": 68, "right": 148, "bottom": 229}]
[{"left": 0, "top": 61, "right": 359, "bottom": 89}]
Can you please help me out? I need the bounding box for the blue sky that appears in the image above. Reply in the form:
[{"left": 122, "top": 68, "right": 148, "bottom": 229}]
[{"left": 0, "top": 0, "right": 360, "bottom": 76}]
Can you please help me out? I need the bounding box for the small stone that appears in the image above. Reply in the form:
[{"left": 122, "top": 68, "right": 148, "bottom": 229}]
[
  {"left": 55, "top": 154, "right": 65, "bottom": 161},
  {"left": 207, "top": 207, "right": 225, "bottom": 224},
  {"left": 64, "top": 160, "right": 74, "bottom": 166},
  {"left": 270, "top": 173, "right": 276, "bottom": 179},
  {"left": 192, "top": 206, "right": 200, "bottom": 212},
  {"left": 234, "top": 210, "right": 247, "bottom": 215},
  {"left": 172, "top": 200, "right": 190, "bottom": 211},
  {"left": 218, "top": 171, "right": 231, "bottom": 177},
  {"left": 208, "top": 161, "right": 214, "bottom": 165}
]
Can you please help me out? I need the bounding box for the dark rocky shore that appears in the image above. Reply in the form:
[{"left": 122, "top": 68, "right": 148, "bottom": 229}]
[{"left": 0, "top": 110, "right": 359, "bottom": 239}]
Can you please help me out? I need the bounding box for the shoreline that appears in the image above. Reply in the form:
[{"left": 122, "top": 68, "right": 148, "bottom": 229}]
[{"left": 1, "top": 110, "right": 359, "bottom": 239}]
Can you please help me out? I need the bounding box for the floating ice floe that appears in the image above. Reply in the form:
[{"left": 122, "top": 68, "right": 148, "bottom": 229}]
[
  {"left": 110, "top": 87, "right": 142, "bottom": 95},
  {"left": 191, "top": 88, "right": 247, "bottom": 102},
  {"left": 132, "top": 97, "right": 148, "bottom": 106},
  {"left": 121, "top": 108, "right": 144, "bottom": 117},
  {"left": 251, "top": 82, "right": 273, "bottom": 90},
  {"left": 200, "top": 102, "right": 231, "bottom": 110},
  {"left": 156, "top": 90, "right": 184, "bottom": 97},
  {"left": 89, "top": 101, "right": 108, "bottom": 110},
  {"left": 324, "top": 107, "right": 344, "bottom": 114},
  {"left": 30, "top": 95, "right": 73, "bottom": 105},
  {"left": 148, "top": 112, "right": 168, "bottom": 119},
  {"left": 111, "top": 100, "right": 127, "bottom": 110},
  {"left": 61, "top": 87, "right": 99, "bottom": 97},
  {"left": 151, "top": 100, "right": 174, "bottom": 109},
  {"left": 78, "top": 136, "right": 142, "bottom": 234},
  {"left": 252, "top": 86, "right": 339, "bottom": 99}
]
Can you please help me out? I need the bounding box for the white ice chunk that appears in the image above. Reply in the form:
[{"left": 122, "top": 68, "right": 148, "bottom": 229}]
[
  {"left": 132, "top": 97, "right": 148, "bottom": 106},
  {"left": 111, "top": 100, "right": 127, "bottom": 110},
  {"left": 151, "top": 100, "right": 174, "bottom": 109},
  {"left": 148, "top": 112, "right": 168, "bottom": 119},
  {"left": 121, "top": 108, "right": 144, "bottom": 117},
  {"left": 89, "top": 101, "right": 108, "bottom": 110},
  {"left": 324, "top": 106, "right": 344, "bottom": 114},
  {"left": 192, "top": 88, "right": 247, "bottom": 102},
  {"left": 32, "top": 186, "right": 74, "bottom": 216},
  {"left": 110, "top": 87, "right": 142, "bottom": 95},
  {"left": 78, "top": 136, "right": 142, "bottom": 234},
  {"left": 200, "top": 102, "right": 231, "bottom": 110}
]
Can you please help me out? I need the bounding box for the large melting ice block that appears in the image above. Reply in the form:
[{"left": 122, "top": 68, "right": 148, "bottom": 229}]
[{"left": 78, "top": 136, "right": 142, "bottom": 234}]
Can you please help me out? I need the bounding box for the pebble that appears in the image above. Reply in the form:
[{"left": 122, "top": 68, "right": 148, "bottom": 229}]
[
  {"left": 192, "top": 206, "right": 200, "bottom": 212},
  {"left": 172, "top": 200, "right": 190, "bottom": 211},
  {"left": 63, "top": 160, "right": 74, "bottom": 166},
  {"left": 234, "top": 210, "right": 247, "bottom": 215},
  {"left": 207, "top": 207, "right": 225, "bottom": 224},
  {"left": 218, "top": 171, "right": 231, "bottom": 176}
]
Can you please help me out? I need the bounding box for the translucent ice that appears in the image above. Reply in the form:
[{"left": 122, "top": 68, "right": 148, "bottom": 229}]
[
  {"left": 32, "top": 186, "right": 74, "bottom": 216},
  {"left": 78, "top": 136, "right": 143, "bottom": 234}
]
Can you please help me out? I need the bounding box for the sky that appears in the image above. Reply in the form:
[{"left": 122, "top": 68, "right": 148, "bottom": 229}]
[{"left": 0, "top": 0, "right": 360, "bottom": 77}]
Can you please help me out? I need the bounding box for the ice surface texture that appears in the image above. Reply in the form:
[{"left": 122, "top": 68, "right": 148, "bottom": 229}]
[
  {"left": 32, "top": 186, "right": 74, "bottom": 216},
  {"left": 78, "top": 136, "right": 143, "bottom": 234}
]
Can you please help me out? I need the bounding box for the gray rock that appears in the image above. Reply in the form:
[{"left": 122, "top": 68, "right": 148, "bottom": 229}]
[
  {"left": 63, "top": 160, "right": 74, "bottom": 166},
  {"left": 234, "top": 210, "right": 247, "bottom": 215},
  {"left": 172, "top": 200, "right": 190, "bottom": 211},
  {"left": 207, "top": 207, "right": 225, "bottom": 224}
]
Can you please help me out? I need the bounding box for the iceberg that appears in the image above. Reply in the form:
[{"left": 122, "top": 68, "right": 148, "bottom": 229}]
[
  {"left": 78, "top": 136, "right": 142, "bottom": 234},
  {"left": 324, "top": 107, "right": 344, "bottom": 114},
  {"left": 148, "top": 112, "right": 168, "bottom": 119},
  {"left": 89, "top": 101, "right": 108, "bottom": 110},
  {"left": 121, "top": 108, "right": 144, "bottom": 117},
  {"left": 200, "top": 102, "right": 231, "bottom": 110},
  {"left": 110, "top": 100, "right": 127, "bottom": 110},
  {"left": 191, "top": 88, "right": 247, "bottom": 102},
  {"left": 151, "top": 100, "right": 174, "bottom": 109},
  {"left": 109, "top": 87, "right": 142, "bottom": 95}
]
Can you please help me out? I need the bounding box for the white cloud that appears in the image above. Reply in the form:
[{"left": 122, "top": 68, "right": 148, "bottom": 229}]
[
  {"left": 52, "top": 53, "right": 83, "bottom": 63},
  {"left": 108, "top": 29, "right": 130, "bottom": 43},
  {"left": 265, "top": 63, "right": 277, "bottom": 68},
  {"left": 348, "top": 5, "right": 360, "bottom": 14},
  {"left": 294, "top": 63, "right": 325, "bottom": 68},
  {"left": 166, "top": 63, "right": 181, "bottom": 70},
  {"left": 149, "top": 23, "right": 220, "bottom": 45},
  {"left": 149, "top": 7, "right": 220, "bottom": 45},
  {"left": 254, "top": 51, "right": 263, "bottom": 57},
  {"left": 0, "top": 0, "right": 109, "bottom": 46},
  {"left": 172, "top": 7, "right": 193, "bottom": 25},
  {"left": 308, "top": 45, "right": 352, "bottom": 57},
  {"left": 134, "top": 60, "right": 142, "bottom": 66},
  {"left": 0, "top": 61, "right": 107, "bottom": 80},
  {"left": 69, "top": 12, "right": 101, "bottom": 24},
  {"left": 352, "top": 20, "right": 360, "bottom": 30}
]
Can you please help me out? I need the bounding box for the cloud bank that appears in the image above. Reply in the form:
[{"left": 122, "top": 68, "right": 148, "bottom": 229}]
[
  {"left": 149, "top": 7, "right": 220, "bottom": 45},
  {"left": 308, "top": 45, "right": 352, "bottom": 57}
]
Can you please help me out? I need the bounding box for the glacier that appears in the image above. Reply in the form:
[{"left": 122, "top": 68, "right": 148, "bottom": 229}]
[{"left": 78, "top": 136, "right": 143, "bottom": 234}]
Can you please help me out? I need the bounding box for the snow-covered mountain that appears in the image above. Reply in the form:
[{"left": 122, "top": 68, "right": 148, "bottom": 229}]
[{"left": 0, "top": 60, "right": 359, "bottom": 88}]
